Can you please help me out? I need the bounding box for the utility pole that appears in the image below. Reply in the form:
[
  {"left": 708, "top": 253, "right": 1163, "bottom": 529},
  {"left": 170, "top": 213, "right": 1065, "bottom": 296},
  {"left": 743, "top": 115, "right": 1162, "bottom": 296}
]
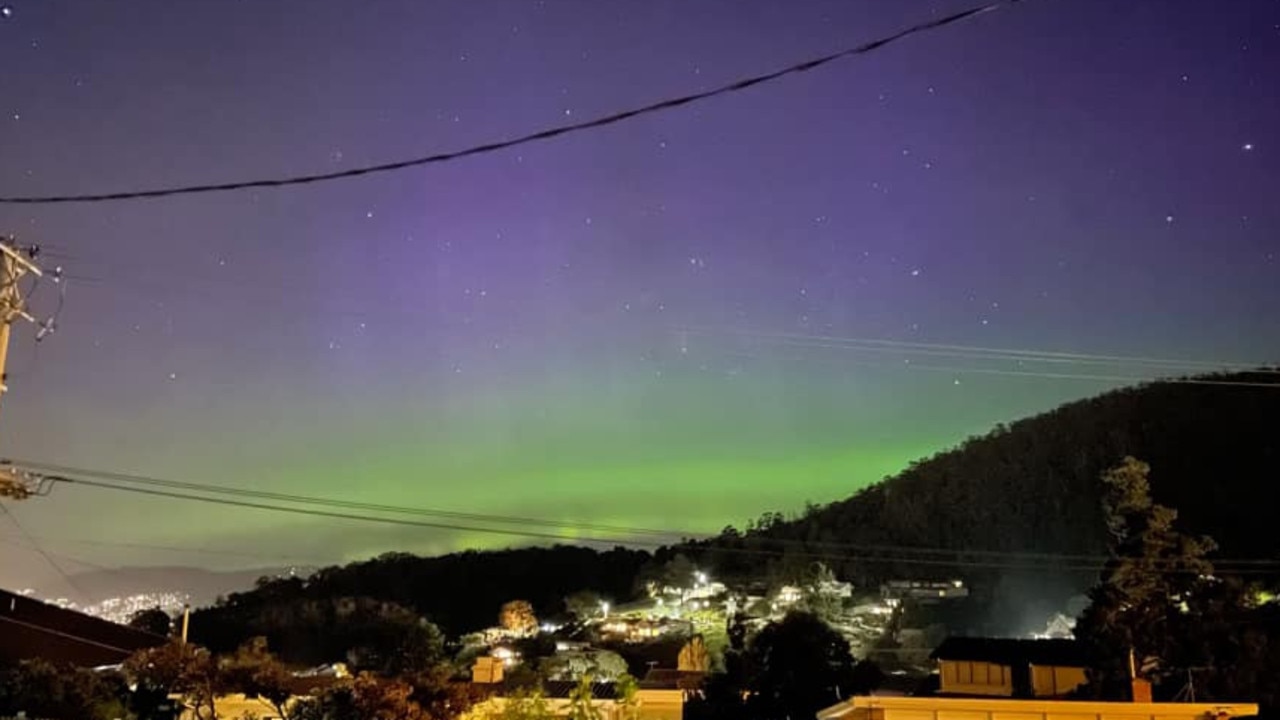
[
  {"left": 0, "top": 236, "right": 53, "bottom": 501},
  {"left": 0, "top": 238, "right": 44, "bottom": 421}
]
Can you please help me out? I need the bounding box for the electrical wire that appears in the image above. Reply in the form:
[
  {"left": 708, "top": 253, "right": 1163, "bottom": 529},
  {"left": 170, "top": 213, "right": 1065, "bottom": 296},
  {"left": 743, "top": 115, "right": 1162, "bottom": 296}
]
[
  {"left": 0, "top": 534, "right": 114, "bottom": 573},
  {"left": 0, "top": 531, "right": 327, "bottom": 565},
  {"left": 21, "top": 466, "right": 1280, "bottom": 576},
  {"left": 0, "top": 0, "right": 1017, "bottom": 206},
  {"left": 0, "top": 614, "right": 139, "bottom": 654},
  {"left": 53, "top": 477, "right": 1274, "bottom": 574},
  {"left": 14, "top": 457, "right": 1279, "bottom": 568},
  {"left": 703, "top": 335, "right": 1280, "bottom": 388},
  {"left": 6, "top": 458, "right": 697, "bottom": 539},
  {"left": 677, "top": 327, "right": 1280, "bottom": 374},
  {"left": 1, "top": 500, "right": 93, "bottom": 604}
]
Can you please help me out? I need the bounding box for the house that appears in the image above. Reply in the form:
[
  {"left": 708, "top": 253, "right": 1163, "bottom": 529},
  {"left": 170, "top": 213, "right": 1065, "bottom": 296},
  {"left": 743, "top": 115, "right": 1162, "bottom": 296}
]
[
  {"left": 930, "top": 637, "right": 1089, "bottom": 698},
  {"left": 817, "top": 695, "right": 1258, "bottom": 720},
  {"left": 641, "top": 667, "right": 707, "bottom": 693},
  {"left": 598, "top": 616, "right": 692, "bottom": 643},
  {"left": 881, "top": 580, "right": 969, "bottom": 603},
  {"left": 0, "top": 587, "right": 168, "bottom": 667},
  {"left": 173, "top": 665, "right": 346, "bottom": 720},
  {"left": 1034, "top": 613, "right": 1076, "bottom": 640},
  {"left": 465, "top": 658, "right": 685, "bottom": 720}
]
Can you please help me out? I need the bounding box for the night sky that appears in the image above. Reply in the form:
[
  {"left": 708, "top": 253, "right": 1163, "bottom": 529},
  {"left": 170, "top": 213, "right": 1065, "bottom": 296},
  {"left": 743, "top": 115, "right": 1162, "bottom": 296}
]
[{"left": 1, "top": 1, "right": 1277, "bottom": 595}]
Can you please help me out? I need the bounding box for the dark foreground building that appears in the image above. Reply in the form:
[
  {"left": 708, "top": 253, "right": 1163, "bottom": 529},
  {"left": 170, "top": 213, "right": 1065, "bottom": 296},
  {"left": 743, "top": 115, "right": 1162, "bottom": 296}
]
[{"left": 0, "top": 588, "right": 168, "bottom": 667}]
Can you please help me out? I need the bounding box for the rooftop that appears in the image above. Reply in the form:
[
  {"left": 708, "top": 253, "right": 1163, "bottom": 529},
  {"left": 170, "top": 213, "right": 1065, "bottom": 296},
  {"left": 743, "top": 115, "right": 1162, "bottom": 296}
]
[
  {"left": 0, "top": 587, "right": 168, "bottom": 667},
  {"left": 930, "top": 637, "right": 1090, "bottom": 668}
]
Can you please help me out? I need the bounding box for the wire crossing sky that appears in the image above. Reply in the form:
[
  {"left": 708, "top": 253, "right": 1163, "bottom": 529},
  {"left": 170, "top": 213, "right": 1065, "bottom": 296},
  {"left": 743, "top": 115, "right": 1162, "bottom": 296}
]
[
  {"left": 0, "top": 0, "right": 1010, "bottom": 204},
  {"left": 0, "top": 0, "right": 1277, "bottom": 592}
]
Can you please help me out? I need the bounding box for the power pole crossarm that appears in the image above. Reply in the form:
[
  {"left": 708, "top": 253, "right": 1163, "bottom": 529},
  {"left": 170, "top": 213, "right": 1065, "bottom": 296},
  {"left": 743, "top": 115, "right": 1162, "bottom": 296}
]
[{"left": 0, "top": 239, "right": 42, "bottom": 415}]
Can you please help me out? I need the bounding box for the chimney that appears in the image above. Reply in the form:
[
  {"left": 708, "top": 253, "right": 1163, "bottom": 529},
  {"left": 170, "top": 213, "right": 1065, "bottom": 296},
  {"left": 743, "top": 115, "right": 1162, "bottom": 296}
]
[
  {"left": 1130, "top": 679, "right": 1153, "bottom": 703},
  {"left": 472, "top": 656, "right": 504, "bottom": 684},
  {"left": 1128, "top": 649, "right": 1152, "bottom": 703}
]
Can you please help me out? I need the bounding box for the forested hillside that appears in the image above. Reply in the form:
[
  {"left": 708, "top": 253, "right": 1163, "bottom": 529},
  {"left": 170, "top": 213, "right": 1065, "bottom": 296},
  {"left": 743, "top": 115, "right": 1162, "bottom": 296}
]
[
  {"left": 690, "top": 371, "right": 1280, "bottom": 617},
  {"left": 190, "top": 545, "right": 651, "bottom": 643},
  {"left": 190, "top": 372, "right": 1279, "bottom": 643}
]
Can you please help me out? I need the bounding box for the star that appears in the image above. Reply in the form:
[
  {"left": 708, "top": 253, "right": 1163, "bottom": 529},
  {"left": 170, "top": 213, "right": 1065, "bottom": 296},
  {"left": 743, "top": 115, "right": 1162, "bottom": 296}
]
[
  {"left": 0, "top": 6, "right": 12, "bottom": 19},
  {"left": 1241, "top": 143, "right": 1254, "bottom": 151},
  {"left": 1165, "top": 215, "right": 1175, "bottom": 224}
]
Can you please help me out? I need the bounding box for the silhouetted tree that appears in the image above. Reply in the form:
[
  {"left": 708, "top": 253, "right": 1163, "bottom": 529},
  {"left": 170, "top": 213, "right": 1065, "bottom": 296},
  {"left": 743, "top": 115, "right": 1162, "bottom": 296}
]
[
  {"left": 492, "top": 686, "right": 554, "bottom": 720},
  {"left": 1075, "top": 457, "right": 1221, "bottom": 698},
  {"left": 406, "top": 664, "right": 485, "bottom": 720},
  {"left": 0, "top": 658, "right": 130, "bottom": 720},
  {"left": 745, "top": 611, "right": 858, "bottom": 720},
  {"left": 125, "top": 641, "right": 221, "bottom": 720},
  {"left": 538, "top": 649, "right": 628, "bottom": 681},
  {"left": 219, "top": 636, "right": 296, "bottom": 719},
  {"left": 292, "top": 673, "right": 428, "bottom": 720},
  {"left": 129, "top": 606, "right": 173, "bottom": 636},
  {"left": 678, "top": 635, "right": 711, "bottom": 672},
  {"left": 564, "top": 590, "right": 604, "bottom": 621},
  {"left": 500, "top": 600, "right": 539, "bottom": 635},
  {"left": 566, "top": 674, "right": 605, "bottom": 720}
]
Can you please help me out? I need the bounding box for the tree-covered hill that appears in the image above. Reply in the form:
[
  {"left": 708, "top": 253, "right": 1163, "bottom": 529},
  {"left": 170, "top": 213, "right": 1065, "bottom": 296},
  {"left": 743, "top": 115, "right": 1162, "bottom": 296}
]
[
  {"left": 191, "top": 371, "right": 1279, "bottom": 645},
  {"left": 190, "top": 545, "right": 651, "bottom": 643},
  {"left": 689, "top": 371, "right": 1280, "bottom": 617}
]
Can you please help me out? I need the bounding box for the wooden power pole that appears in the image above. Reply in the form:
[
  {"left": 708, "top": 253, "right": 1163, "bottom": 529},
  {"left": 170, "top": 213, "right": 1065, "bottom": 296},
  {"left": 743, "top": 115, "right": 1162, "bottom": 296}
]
[
  {"left": 0, "top": 237, "right": 48, "bottom": 501},
  {"left": 0, "top": 239, "right": 43, "bottom": 420}
]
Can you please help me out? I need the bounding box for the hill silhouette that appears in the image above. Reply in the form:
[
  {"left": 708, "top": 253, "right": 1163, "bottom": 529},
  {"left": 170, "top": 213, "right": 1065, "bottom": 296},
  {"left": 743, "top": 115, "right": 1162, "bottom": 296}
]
[
  {"left": 190, "top": 545, "right": 650, "bottom": 643},
  {"left": 189, "top": 371, "right": 1279, "bottom": 642},
  {"left": 683, "top": 370, "right": 1280, "bottom": 631}
]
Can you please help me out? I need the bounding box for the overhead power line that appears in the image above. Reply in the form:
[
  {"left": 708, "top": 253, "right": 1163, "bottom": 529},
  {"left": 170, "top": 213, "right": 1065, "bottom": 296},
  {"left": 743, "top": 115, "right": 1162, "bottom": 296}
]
[
  {"left": 688, "top": 328, "right": 1280, "bottom": 388},
  {"left": 14, "top": 460, "right": 1280, "bottom": 575},
  {"left": 748, "top": 349, "right": 1280, "bottom": 389},
  {"left": 52, "top": 474, "right": 678, "bottom": 548},
  {"left": 0, "top": 457, "right": 1223, "bottom": 565},
  {"left": 0, "top": 1, "right": 1016, "bottom": 206},
  {"left": 8, "top": 458, "right": 690, "bottom": 540},
  {"left": 0, "top": 614, "right": 138, "bottom": 654},
  {"left": 49, "top": 477, "right": 1280, "bottom": 574},
  {"left": 0, "top": 531, "right": 328, "bottom": 566},
  {"left": 677, "top": 327, "right": 1279, "bottom": 374},
  {"left": 0, "top": 501, "right": 92, "bottom": 604}
]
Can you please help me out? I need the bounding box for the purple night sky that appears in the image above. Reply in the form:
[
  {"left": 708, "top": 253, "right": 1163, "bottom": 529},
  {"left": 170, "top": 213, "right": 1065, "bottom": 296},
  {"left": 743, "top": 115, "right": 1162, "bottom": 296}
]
[{"left": 0, "top": 0, "right": 1277, "bottom": 596}]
